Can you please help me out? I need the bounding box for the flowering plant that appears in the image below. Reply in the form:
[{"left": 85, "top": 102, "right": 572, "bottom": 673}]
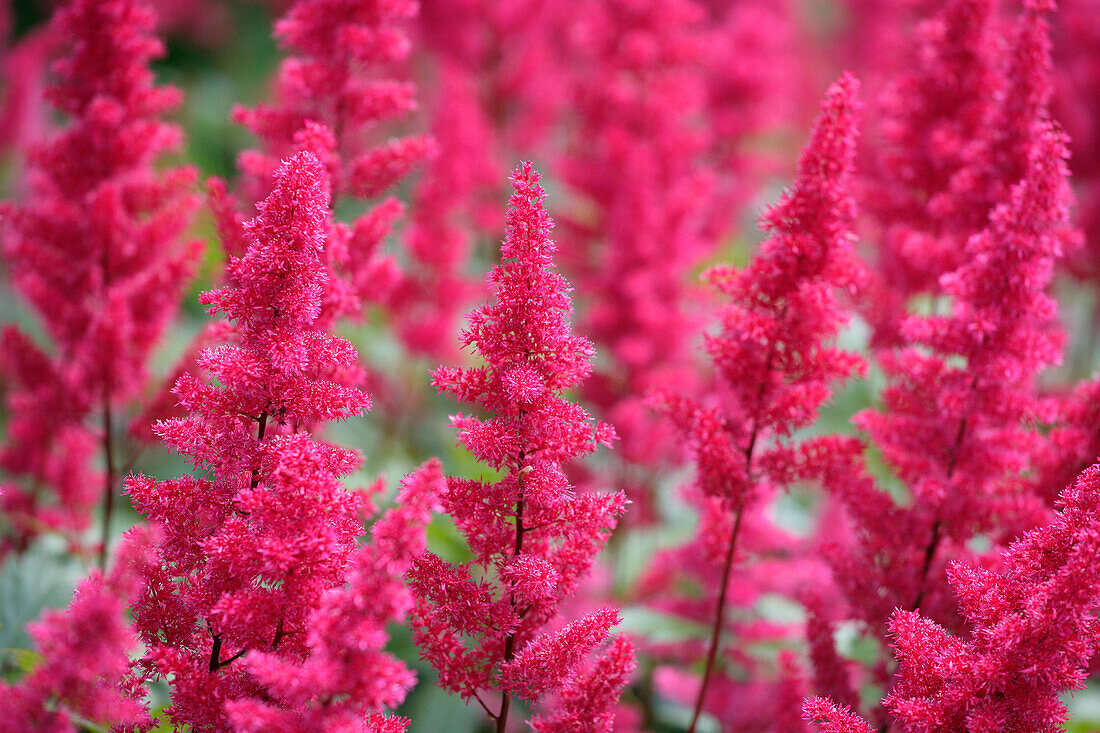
[{"left": 3, "top": 0, "right": 1100, "bottom": 731}]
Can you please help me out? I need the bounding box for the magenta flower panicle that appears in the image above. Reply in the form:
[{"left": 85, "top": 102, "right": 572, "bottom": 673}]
[
  {"left": 0, "top": 527, "right": 159, "bottom": 731},
  {"left": 648, "top": 74, "right": 864, "bottom": 732},
  {"left": 834, "top": 121, "right": 1073, "bottom": 640},
  {"left": 0, "top": 0, "right": 200, "bottom": 558},
  {"left": 409, "top": 162, "right": 631, "bottom": 732},
  {"left": 226, "top": 460, "right": 443, "bottom": 732},
  {"left": 231, "top": 0, "right": 434, "bottom": 329},
  {"left": 866, "top": 0, "right": 1067, "bottom": 344},
  {"left": 883, "top": 462, "right": 1100, "bottom": 732},
  {"left": 127, "top": 151, "right": 413, "bottom": 731},
  {"left": 803, "top": 698, "right": 876, "bottom": 733}
]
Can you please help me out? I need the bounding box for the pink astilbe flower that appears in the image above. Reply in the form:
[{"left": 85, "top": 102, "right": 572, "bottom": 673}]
[
  {"left": 0, "top": 527, "right": 159, "bottom": 731},
  {"left": 879, "top": 463, "right": 1100, "bottom": 732},
  {"left": 389, "top": 65, "right": 497, "bottom": 359},
  {"left": 126, "top": 152, "right": 403, "bottom": 731},
  {"left": 530, "top": 635, "right": 638, "bottom": 733},
  {"left": 416, "top": 0, "right": 570, "bottom": 154},
  {"left": 0, "top": 0, "right": 200, "bottom": 556},
  {"left": 1053, "top": 0, "right": 1100, "bottom": 282},
  {"left": 832, "top": 121, "right": 1073, "bottom": 643},
  {"left": 230, "top": 0, "right": 433, "bottom": 328},
  {"left": 0, "top": 26, "right": 57, "bottom": 190},
  {"left": 408, "top": 163, "right": 630, "bottom": 732},
  {"left": 558, "top": 0, "right": 721, "bottom": 483},
  {"left": 554, "top": 0, "right": 808, "bottom": 533},
  {"left": 226, "top": 460, "right": 442, "bottom": 733},
  {"left": 865, "top": 0, "right": 1064, "bottom": 344},
  {"left": 648, "top": 75, "right": 865, "bottom": 732},
  {"left": 803, "top": 698, "right": 876, "bottom": 733}
]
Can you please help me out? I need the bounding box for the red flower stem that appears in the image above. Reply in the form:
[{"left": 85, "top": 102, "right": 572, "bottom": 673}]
[
  {"left": 99, "top": 393, "right": 115, "bottom": 569},
  {"left": 687, "top": 505, "right": 745, "bottom": 733},
  {"left": 910, "top": 393, "right": 972, "bottom": 611},
  {"left": 497, "top": 462, "right": 527, "bottom": 733}
]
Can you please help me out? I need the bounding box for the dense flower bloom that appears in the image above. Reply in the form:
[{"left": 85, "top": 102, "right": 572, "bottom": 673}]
[
  {"left": 812, "top": 462, "right": 1100, "bottom": 732},
  {"left": 882, "top": 463, "right": 1100, "bottom": 732},
  {"left": 831, "top": 120, "right": 1073, "bottom": 642},
  {"left": 232, "top": 0, "right": 433, "bottom": 328},
  {"left": 803, "top": 698, "right": 876, "bottom": 733},
  {"left": 409, "top": 162, "right": 630, "bottom": 730},
  {"left": 530, "top": 635, "right": 638, "bottom": 733},
  {"left": 647, "top": 74, "right": 865, "bottom": 730},
  {"left": 226, "top": 460, "right": 442, "bottom": 732},
  {"left": 0, "top": 527, "right": 159, "bottom": 731},
  {"left": 865, "top": 0, "right": 1065, "bottom": 344},
  {"left": 389, "top": 65, "right": 496, "bottom": 359},
  {"left": 126, "top": 151, "right": 412, "bottom": 731},
  {"left": 0, "top": 0, "right": 200, "bottom": 554},
  {"left": 558, "top": 0, "right": 723, "bottom": 481},
  {"left": 1053, "top": 0, "right": 1100, "bottom": 281}
]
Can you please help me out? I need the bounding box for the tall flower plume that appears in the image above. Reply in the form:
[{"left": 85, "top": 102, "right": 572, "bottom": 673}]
[
  {"left": 230, "top": 0, "right": 434, "bottom": 328},
  {"left": 865, "top": 0, "right": 1065, "bottom": 345},
  {"left": 126, "top": 151, "right": 415, "bottom": 731},
  {"left": 408, "top": 162, "right": 633, "bottom": 732},
  {"left": 832, "top": 121, "right": 1072, "bottom": 637},
  {"left": 648, "top": 74, "right": 865, "bottom": 732},
  {"left": 0, "top": 0, "right": 200, "bottom": 559},
  {"left": 809, "top": 462, "right": 1100, "bottom": 732}
]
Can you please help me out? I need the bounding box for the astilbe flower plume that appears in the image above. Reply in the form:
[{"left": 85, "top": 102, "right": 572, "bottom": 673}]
[
  {"left": 558, "top": 0, "right": 723, "bottom": 498},
  {"left": 831, "top": 119, "right": 1072, "bottom": 640},
  {"left": 0, "top": 527, "right": 159, "bottom": 732},
  {"left": 647, "top": 75, "right": 865, "bottom": 732},
  {"left": 809, "top": 461, "right": 1100, "bottom": 732},
  {"left": 866, "top": 0, "right": 1064, "bottom": 344},
  {"left": 230, "top": 0, "right": 434, "bottom": 328},
  {"left": 408, "top": 163, "right": 633, "bottom": 732},
  {"left": 126, "top": 151, "right": 414, "bottom": 731},
  {"left": 389, "top": 65, "right": 497, "bottom": 359},
  {"left": 1053, "top": 0, "right": 1100, "bottom": 283},
  {"left": 0, "top": 0, "right": 200, "bottom": 558},
  {"left": 416, "top": 0, "right": 571, "bottom": 155},
  {"left": 226, "top": 460, "right": 442, "bottom": 733}
]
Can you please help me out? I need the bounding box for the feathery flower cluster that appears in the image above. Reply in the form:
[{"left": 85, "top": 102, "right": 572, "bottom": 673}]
[
  {"left": 0, "top": 0, "right": 199, "bottom": 554},
  {"left": 390, "top": 67, "right": 496, "bottom": 359},
  {"left": 813, "top": 5, "right": 1076, "bottom": 727},
  {"left": 5, "top": 0, "right": 1100, "bottom": 730},
  {"left": 883, "top": 463, "right": 1100, "bottom": 731},
  {"left": 227, "top": 460, "right": 442, "bottom": 732},
  {"left": 866, "top": 0, "right": 1065, "bottom": 343},
  {"left": 558, "top": 0, "right": 721, "bottom": 483},
  {"left": 126, "top": 151, "right": 406, "bottom": 730},
  {"left": 646, "top": 75, "right": 865, "bottom": 730},
  {"left": 0, "top": 527, "right": 158, "bottom": 732},
  {"left": 830, "top": 116, "right": 1072, "bottom": 646},
  {"left": 810, "top": 462, "right": 1100, "bottom": 732},
  {"left": 408, "top": 163, "right": 633, "bottom": 731},
  {"left": 231, "top": 0, "right": 433, "bottom": 328}
]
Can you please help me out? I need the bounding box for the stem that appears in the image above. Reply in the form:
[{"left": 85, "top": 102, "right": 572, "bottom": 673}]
[
  {"left": 909, "top": 408, "right": 970, "bottom": 610},
  {"left": 496, "top": 466, "right": 527, "bottom": 733},
  {"left": 205, "top": 411, "right": 272, "bottom": 673},
  {"left": 208, "top": 633, "right": 246, "bottom": 672},
  {"left": 98, "top": 394, "right": 115, "bottom": 569},
  {"left": 250, "top": 410, "right": 269, "bottom": 491},
  {"left": 687, "top": 507, "right": 745, "bottom": 733},
  {"left": 910, "top": 520, "right": 942, "bottom": 610},
  {"left": 209, "top": 633, "right": 223, "bottom": 672},
  {"left": 687, "top": 340, "right": 775, "bottom": 733}
]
